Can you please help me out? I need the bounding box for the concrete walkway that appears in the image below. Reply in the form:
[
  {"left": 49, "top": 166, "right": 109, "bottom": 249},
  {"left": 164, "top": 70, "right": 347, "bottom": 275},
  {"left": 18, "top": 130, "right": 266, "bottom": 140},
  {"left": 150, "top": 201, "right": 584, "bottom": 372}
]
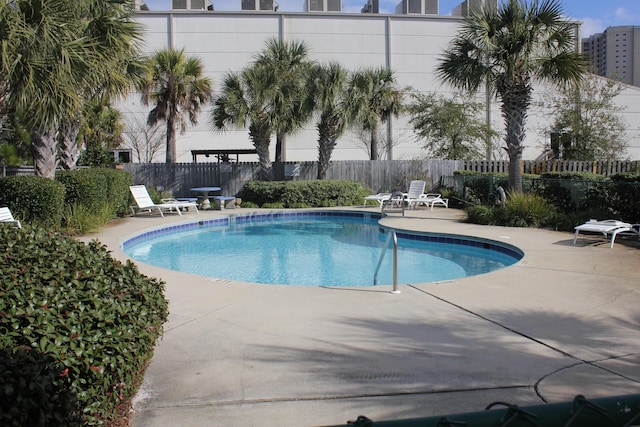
[{"left": 86, "top": 207, "right": 640, "bottom": 427}]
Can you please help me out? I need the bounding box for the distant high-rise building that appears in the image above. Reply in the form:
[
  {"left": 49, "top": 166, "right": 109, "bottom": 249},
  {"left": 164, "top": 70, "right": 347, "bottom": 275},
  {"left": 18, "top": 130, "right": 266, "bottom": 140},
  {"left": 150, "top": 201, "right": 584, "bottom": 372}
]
[
  {"left": 361, "top": 0, "right": 378, "bottom": 13},
  {"left": 395, "top": 0, "right": 438, "bottom": 15},
  {"left": 304, "top": 0, "right": 342, "bottom": 12},
  {"left": 582, "top": 25, "right": 639, "bottom": 87},
  {"left": 452, "top": 0, "right": 496, "bottom": 17}
]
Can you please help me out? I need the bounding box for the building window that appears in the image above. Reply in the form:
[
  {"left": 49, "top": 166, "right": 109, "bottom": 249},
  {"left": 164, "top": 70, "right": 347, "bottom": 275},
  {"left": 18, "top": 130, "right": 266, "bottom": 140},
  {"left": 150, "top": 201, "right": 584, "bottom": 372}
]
[
  {"left": 328, "top": 0, "right": 341, "bottom": 11},
  {"left": 260, "top": 0, "right": 274, "bottom": 10},
  {"left": 241, "top": 0, "right": 253, "bottom": 9},
  {"left": 309, "top": 0, "right": 323, "bottom": 10},
  {"left": 191, "top": 0, "right": 205, "bottom": 8},
  {"left": 173, "top": 0, "right": 187, "bottom": 8}
]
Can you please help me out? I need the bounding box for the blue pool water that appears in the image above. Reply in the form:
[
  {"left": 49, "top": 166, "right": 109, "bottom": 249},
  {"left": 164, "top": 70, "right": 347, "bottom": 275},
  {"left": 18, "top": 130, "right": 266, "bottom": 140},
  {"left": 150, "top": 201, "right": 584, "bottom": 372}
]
[{"left": 123, "top": 211, "right": 522, "bottom": 287}]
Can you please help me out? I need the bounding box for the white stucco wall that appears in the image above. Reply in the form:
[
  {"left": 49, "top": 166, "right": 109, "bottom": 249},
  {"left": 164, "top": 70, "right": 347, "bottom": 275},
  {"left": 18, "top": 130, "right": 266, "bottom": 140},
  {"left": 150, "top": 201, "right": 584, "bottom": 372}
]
[{"left": 118, "top": 10, "right": 640, "bottom": 163}]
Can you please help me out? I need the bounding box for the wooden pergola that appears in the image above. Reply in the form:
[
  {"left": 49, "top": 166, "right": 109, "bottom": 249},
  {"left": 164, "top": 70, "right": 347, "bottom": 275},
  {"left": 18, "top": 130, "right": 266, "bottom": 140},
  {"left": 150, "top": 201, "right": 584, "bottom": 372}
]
[{"left": 191, "top": 149, "right": 257, "bottom": 163}]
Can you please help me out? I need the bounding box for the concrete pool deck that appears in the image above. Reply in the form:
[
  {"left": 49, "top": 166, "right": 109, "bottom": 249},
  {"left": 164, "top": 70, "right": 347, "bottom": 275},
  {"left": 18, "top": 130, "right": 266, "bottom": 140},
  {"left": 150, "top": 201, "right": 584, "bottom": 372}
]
[{"left": 85, "top": 207, "right": 640, "bottom": 427}]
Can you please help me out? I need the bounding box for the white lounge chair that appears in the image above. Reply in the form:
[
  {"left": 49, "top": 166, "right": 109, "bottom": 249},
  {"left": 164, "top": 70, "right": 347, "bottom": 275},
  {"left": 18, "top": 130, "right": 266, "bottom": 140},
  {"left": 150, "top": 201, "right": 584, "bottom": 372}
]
[
  {"left": 0, "top": 207, "right": 21, "bottom": 228},
  {"left": 403, "top": 180, "right": 426, "bottom": 209},
  {"left": 573, "top": 219, "right": 640, "bottom": 248},
  {"left": 129, "top": 185, "right": 199, "bottom": 218},
  {"left": 363, "top": 193, "right": 392, "bottom": 208},
  {"left": 411, "top": 193, "right": 449, "bottom": 210}
]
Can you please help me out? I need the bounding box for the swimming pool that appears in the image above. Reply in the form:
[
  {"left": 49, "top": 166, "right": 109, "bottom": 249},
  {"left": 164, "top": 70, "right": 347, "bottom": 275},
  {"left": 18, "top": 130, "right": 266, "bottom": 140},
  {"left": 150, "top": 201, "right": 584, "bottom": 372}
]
[{"left": 122, "top": 211, "right": 523, "bottom": 287}]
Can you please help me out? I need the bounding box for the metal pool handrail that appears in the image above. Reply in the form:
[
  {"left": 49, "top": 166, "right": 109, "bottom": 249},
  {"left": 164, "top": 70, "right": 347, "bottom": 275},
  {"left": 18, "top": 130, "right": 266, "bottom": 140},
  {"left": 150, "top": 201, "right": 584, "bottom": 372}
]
[{"left": 373, "top": 230, "right": 400, "bottom": 294}]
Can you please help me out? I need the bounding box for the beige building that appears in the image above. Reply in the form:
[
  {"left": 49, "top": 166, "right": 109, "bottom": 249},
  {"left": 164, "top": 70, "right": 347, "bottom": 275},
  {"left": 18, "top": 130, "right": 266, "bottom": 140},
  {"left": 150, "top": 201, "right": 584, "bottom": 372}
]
[{"left": 582, "top": 25, "right": 640, "bottom": 87}]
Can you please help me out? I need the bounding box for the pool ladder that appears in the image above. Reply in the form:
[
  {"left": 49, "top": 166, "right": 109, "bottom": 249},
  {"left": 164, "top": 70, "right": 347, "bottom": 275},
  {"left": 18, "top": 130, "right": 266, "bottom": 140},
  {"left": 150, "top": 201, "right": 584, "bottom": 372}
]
[{"left": 373, "top": 230, "right": 400, "bottom": 294}]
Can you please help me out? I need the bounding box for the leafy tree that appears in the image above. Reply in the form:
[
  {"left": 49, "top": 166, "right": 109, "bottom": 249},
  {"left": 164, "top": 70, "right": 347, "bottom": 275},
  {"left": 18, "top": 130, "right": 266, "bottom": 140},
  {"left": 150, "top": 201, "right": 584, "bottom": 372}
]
[
  {"left": 306, "top": 62, "right": 350, "bottom": 179},
  {"left": 436, "top": 0, "right": 586, "bottom": 192},
  {"left": 346, "top": 67, "right": 403, "bottom": 160},
  {"left": 139, "top": 48, "right": 213, "bottom": 163},
  {"left": 253, "top": 38, "right": 313, "bottom": 162},
  {"left": 545, "top": 75, "right": 628, "bottom": 161},
  {"left": 408, "top": 92, "right": 498, "bottom": 159}
]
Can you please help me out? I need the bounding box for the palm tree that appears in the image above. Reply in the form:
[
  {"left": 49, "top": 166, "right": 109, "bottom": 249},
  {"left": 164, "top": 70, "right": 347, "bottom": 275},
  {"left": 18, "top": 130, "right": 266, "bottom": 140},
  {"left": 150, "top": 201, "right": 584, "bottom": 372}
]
[
  {"left": 346, "top": 67, "right": 403, "bottom": 161},
  {"left": 0, "top": 0, "right": 145, "bottom": 177},
  {"left": 211, "top": 65, "right": 276, "bottom": 180},
  {"left": 58, "top": 0, "right": 146, "bottom": 170},
  {"left": 306, "top": 62, "right": 350, "bottom": 179},
  {"left": 253, "top": 38, "right": 313, "bottom": 162},
  {"left": 436, "top": 0, "right": 586, "bottom": 192},
  {"left": 0, "top": 0, "right": 95, "bottom": 178},
  {"left": 139, "top": 48, "right": 213, "bottom": 164}
]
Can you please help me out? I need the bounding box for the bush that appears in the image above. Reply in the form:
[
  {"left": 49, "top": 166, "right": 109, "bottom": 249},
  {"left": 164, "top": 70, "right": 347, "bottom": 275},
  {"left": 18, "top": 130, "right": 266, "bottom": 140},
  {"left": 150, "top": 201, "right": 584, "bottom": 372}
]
[
  {"left": 0, "top": 175, "right": 65, "bottom": 228},
  {"left": 465, "top": 192, "right": 556, "bottom": 228},
  {"left": 0, "top": 226, "right": 169, "bottom": 425},
  {"left": 240, "top": 180, "right": 369, "bottom": 208}
]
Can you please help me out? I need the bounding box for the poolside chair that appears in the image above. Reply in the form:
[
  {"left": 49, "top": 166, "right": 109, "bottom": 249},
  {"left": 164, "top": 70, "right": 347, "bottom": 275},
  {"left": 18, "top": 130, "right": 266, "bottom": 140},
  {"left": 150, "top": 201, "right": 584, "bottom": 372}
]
[
  {"left": 403, "top": 180, "right": 426, "bottom": 209},
  {"left": 363, "top": 193, "right": 392, "bottom": 208},
  {"left": 0, "top": 207, "right": 21, "bottom": 228},
  {"left": 411, "top": 193, "right": 449, "bottom": 210},
  {"left": 573, "top": 219, "right": 640, "bottom": 248},
  {"left": 129, "top": 185, "right": 199, "bottom": 218}
]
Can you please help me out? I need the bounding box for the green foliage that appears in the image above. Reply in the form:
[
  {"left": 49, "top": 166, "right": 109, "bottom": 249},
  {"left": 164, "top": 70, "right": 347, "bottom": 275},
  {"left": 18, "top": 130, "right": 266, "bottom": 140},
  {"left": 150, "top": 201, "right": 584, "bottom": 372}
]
[
  {"left": 465, "top": 192, "right": 556, "bottom": 228},
  {"left": 55, "top": 168, "right": 133, "bottom": 232},
  {"left": 262, "top": 202, "right": 285, "bottom": 209},
  {"left": 77, "top": 147, "right": 116, "bottom": 168},
  {"left": 407, "top": 91, "right": 497, "bottom": 159},
  {"left": 0, "top": 175, "right": 65, "bottom": 228},
  {"left": 0, "top": 226, "right": 169, "bottom": 425},
  {"left": 0, "top": 347, "right": 82, "bottom": 427},
  {"left": 241, "top": 180, "right": 368, "bottom": 208},
  {"left": 544, "top": 75, "right": 629, "bottom": 161}
]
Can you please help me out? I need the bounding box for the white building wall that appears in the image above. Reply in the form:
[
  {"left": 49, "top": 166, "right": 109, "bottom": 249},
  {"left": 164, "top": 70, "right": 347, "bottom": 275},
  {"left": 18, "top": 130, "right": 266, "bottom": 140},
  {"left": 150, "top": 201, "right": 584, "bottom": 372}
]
[{"left": 121, "top": 11, "right": 640, "bottom": 163}]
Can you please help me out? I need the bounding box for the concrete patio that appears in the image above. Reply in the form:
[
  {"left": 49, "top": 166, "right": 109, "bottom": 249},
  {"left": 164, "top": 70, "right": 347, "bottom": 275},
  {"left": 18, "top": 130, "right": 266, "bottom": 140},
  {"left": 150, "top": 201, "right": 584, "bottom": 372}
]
[{"left": 85, "top": 207, "right": 640, "bottom": 427}]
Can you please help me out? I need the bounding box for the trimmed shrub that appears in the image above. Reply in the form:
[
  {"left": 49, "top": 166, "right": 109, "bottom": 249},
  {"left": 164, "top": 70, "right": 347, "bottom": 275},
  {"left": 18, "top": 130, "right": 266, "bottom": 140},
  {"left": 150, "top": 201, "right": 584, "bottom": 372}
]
[
  {"left": 240, "top": 180, "right": 368, "bottom": 208},
  {"left": 0, "top": 175, "right": 65, "bottom": 228},
  {"left": 0, "top": 226, "right": 169, "bottom": 425},
  {"left": 56, "top": 169, "right": 109, "bottom": 211}
]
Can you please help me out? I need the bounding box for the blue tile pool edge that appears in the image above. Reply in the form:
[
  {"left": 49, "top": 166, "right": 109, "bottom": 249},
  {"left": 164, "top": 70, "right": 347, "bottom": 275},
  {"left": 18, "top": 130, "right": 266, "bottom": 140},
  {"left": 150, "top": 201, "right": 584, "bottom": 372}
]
[{"left": 121, "top": 210, "right": 524, "bottom": 263}]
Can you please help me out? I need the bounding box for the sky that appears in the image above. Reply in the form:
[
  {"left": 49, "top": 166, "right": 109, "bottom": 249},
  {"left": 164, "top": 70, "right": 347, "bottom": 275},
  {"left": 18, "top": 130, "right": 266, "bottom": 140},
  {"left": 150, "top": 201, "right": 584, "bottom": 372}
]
[{"left": 141, "top": 0, "right": 639, "bottom": 37}]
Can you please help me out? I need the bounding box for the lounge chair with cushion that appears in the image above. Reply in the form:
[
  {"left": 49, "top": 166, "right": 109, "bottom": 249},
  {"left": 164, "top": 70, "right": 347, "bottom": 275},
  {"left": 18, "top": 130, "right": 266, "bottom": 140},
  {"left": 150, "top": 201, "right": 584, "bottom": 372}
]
[
  {"left": 573, "top": 219, "right": 640, "bottom": 248},
  {"left": 0, "top": 207, "right": 21, "bottom": 228},
  {"left": 130, "top": 185, "right": 199, "bottom": 218}
]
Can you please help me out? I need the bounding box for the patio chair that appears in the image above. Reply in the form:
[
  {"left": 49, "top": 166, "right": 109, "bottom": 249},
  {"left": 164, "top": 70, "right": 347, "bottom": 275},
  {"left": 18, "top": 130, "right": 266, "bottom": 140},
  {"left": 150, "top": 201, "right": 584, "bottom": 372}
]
[
  {"left": 363, "top": 193, "right": 392, "bottom": 208},
  {"left": 129, "top": 185, "right": 199, "bottom": 218},
  {"left": 573, "top": 219, "right": 640, "bottom": 248},
  {"left": 0, "top": 207, "right": 21, "bottom": 228},
  {"left": 411, "top": 193, "right": 449, "bottom": 210},
  {"left": 403, "top": 180, "right": 426, "bottom": 209}
]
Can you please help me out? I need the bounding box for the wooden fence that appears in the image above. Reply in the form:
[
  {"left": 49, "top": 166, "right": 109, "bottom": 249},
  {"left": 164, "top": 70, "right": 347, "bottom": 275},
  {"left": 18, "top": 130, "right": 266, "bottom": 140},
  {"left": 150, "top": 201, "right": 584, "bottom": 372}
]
[
  {"left": 5, "top": 160, "right": 639, "bottom": 198},
  {"left": 123, "top": 159, "right": 640, "bottom": 198}
]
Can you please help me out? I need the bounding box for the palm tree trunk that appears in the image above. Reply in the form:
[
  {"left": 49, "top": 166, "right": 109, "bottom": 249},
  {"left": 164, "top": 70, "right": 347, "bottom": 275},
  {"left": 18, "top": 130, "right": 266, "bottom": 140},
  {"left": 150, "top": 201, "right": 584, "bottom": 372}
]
[
  {"left": 500, "top": 84, "right": 531, "bottom": 193},
  {"left": 370, "top": 131, "right": 378, "bottom": 160},
  {"left": 58, "top": 118, "right": 81, "bottom": 170},
  {"left": 166, "top": 114, "right": 177, "bottom": 163},
  {"left": 250, "top": 123, "right": 272, "bottom": 180},
  {"left": 317, "top": 118, "right": 339, "bottom": 180},
  {"left": 31, "top": 128, "right": 58, "bottom": 179},
  {"left": 275, "top": 133, "right": 286, "bottom": 162}
]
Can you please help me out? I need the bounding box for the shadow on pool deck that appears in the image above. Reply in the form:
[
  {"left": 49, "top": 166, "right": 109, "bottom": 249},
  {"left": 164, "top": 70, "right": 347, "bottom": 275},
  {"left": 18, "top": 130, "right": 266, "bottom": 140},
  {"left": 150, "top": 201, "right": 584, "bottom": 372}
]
[{"left": 84, "top": 207, "right": 640, "bottom": 427}]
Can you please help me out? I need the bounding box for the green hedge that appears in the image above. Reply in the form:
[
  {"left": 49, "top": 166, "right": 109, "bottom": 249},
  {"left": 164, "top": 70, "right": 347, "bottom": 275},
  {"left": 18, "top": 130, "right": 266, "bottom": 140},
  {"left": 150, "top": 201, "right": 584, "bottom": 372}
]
[
  {"left": 240, "top": 180, "right": 370, "bottom": 208},
  {"left": 56, "top": 168, "right": 132, "bottom": 217},
  {"left": 0, "top": 175, "right": 65, "bottom": 228},
  {"left": 0, "top": 226, "right": 169, "bottom": 425}
]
